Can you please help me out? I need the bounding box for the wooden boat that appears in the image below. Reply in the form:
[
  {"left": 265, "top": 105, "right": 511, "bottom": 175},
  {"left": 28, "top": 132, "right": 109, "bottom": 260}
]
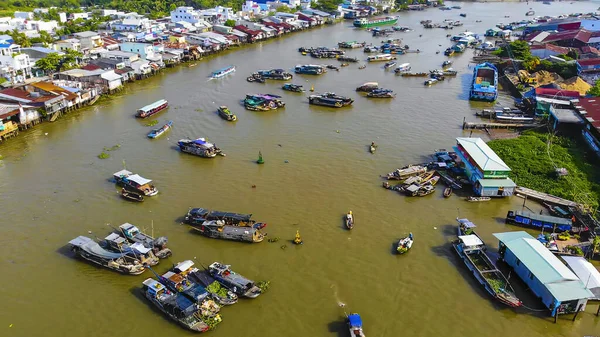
[
  {"left": 340, "top": 63, "right": 349, "bottom": 67},
  {"left": 456, "top": 218, "right": 485, "bottom": 248},
  {"left": 466, "top": 196, "right": 491, "bottom": 202},
  {"left": 308, "top": 93, "right": 354, "bottom": 108},
  {"left": 417, "top": 184, "right": 435, "bottom": 196},
  {"left": 347, "top": 313, "right": 365, "bottom": 337},
  {"left": 423, "top": 175, "right": 440, "bottom": 186},
  {"left": 257, "top": 68, "right": 293, "bottom": 80},
  {"left": 210, "top": 65, "right": 235, "bottom": 79},
  {"left": 217, "top": 106, "right": 237, "bottom": 122},
  {"left": 443, "top": 187, "right": 452, "bottom": 198},
  {"left": 120, "top": 188, "right": 144, "bottom": 202},
  {"left": 424, "top": 78, "right": 438, "bottom": 86},
  {"left": 247, "top": 73, "right": 265, "bottom": 83},
  {"left": 367, "top": 54, "right": 396, "bottom": 62},
  {"left": 141, "top": 278, "right": 215, "bottom": 332},
  {"left": 190, "top": 220, "right": 265, "bottom": 243},
  {"left": 338, "top": 41, "right": 366, "bottom": 49},
  {"left": 338, "top": 56, "right": 359, "bottom": 62},
  {"left": 184, "top": 263, "right": 239, "bottom": 306},
  {"left": 178, "top": 138, "right": 224, "bottom": 158},
  {"left": 282, "top": 83, "right": 305, "bottom": 92},
  {"left": 326, "top": 64, "right": 340, "bottom": 71},
  {"left": 401, "top": 72, "right": 428, "bottom": 77},
  {"left": 369, "top": 142, "right": 377, "bottom": 153},
  {"left": 386, "top": 165, "right": 427, "bottom": 180},
  {"left": 367, "top": 89, "right": 395, "bottom": 98},
  {"left": 118, "top": 222, "right": 172, "bottom": 259},
  {"left": 184, "top": 207, "right": 267, "bottom": 229},
  {"left": 136, "top": 99, "right": 168, "bottom": 118},
  {"left": 442, "top": 60, "right": 452, "bottom": 67},
  {"left": 68, "top": 236, "right": 146, "bottom": 275},
  {"left": 384, "top": 61, "right": 397, "bottom": 69},
  {"left": 436, "top": 170, "right": 462, "bottom": 189},
  {"left": 356, "top": 82, "right": 379, "bottom": 92},
  {"left": 542, "top": 202, "right": 572, "bottom": 219},
  {"left": 101, "top": 232, "right": 160, "bottom": 266},
  {"left": 358, "top": 64, "right": 366, "bottom": 69},
  {"left": 147, "top": 120, "right": 173, "bottom": 138},
  {"left": 208, "top": 262, "right": 262, "bottom": 298},
  {"left": 113, "top": 169, "right": 158, "bottom": 196},
  {"left": 394, "top": 63, "right": 411, "bottom": 73},
  {"left": 396, "top": 233, "right": 413, "bottom": 254},
  {"left": 354, "top": 16, "right": 398, "bottom": 28},
  {"left": 460, "top": 13, "right": 467, "bottom": 17},
  {"left": 345, "top": 211, "right": 354, "bottom": 229},
  {"left": 470, "top": 62, "right": 498, "bottom": 102},
  {"left": 453, "top": 235, "right": 522, "bottom": 307},
  {"left": 294, "top": 64, "right": 326, "bottom": 75}
]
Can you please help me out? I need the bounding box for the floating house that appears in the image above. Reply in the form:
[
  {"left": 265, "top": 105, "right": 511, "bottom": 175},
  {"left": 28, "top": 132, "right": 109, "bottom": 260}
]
[
  {"left": 494, "top": 231, "right": 594, "bottom": 316},
  {"left": 453, "top": 137, "right": 516, "bottom": 197}
]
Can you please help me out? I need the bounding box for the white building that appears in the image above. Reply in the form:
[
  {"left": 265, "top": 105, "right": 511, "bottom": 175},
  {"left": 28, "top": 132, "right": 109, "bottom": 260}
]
[
  {"left": 71, "top": 13, "right": 89, "bottom": 20},
  {"left": 29, "top": 20, "right": 59, "bottom": 32},
  {"left": 171, "top": 7, "right": 203, "bottom": 25},
  {"left": 56, "top": 38, "right": 81, "bottom": 52},
  {"left": 0, "top": 35, "right": 32, "bottom": 83},
  {"left": 73, "top": 31, "right": 103, "bottom": 52},
  {"left": 58, "top": 12, "right": 67, "bottom": 23},
  {"left": 14, "top": 12, "right": 34, "bottom": 20}
]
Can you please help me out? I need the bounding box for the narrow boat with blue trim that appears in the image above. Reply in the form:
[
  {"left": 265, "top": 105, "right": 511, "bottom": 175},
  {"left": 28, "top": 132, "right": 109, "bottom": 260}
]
[
  {"left": 210, "top": 65, "right": 235, "bottom": 79},
  {"left": 136, "top": 99, "right": 168, "bottom": 118},
  {"left": 147, "top": 120, "right": 173, "bottom": 138}
]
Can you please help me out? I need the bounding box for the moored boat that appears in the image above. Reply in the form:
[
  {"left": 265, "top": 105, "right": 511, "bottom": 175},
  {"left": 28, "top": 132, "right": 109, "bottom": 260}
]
[
  {"left": 282, "top": 83, "right": 305, "bottom": 92},
  {"left": 208, "top": 262, "right": 262, "bottom": 298},
  {"left": 385, "top": 165, "right": 426, "bottom": 180},
  {"left": 217, "top": 106, "right": 237, "bottom": 122},
  {"left": 178, "top": 138, "right": 224, "bottom": 158},
  {"left": 424, "top": 78, "right": 438, "bottom": 86},
  {"left": 184, "top": 207, "right": 266, "bottom": 229},
  {"left": 443, "top": 187, "right": 452, "bottom": 198},
  {"left": 466, "top": 196, "right": 491, "bottom": 202},
  {"left": 159, "top": 268, "right": 222, "bottom": 317},
  {"left": 367, "top": 88, "right": 395, "bottom": 98},
  {"left": 113, "top": 169, "right": 158, "bottom": 196},
  {"left": 453, "top": 235, "right": 522, "bottom": 307},
  {"left": 456, "top": 218, "right": 485, "bottom": 249},
  {"left": 338, "top": 56, "right": 359, "bottom": 62},
  {"left": 141, "top": 278, "right": 215, "bottom": 332},
  {"left": 436, "top": 170, "right": 462, "bottom": 189},
  {"left": 396, "top": 233, "right": 414, "bottom": 254},
  {"left": 394, "top": 63, "right": 411, "bottom": 73},
  {"left": 136, "top": 99, "right": 168, "bottom": 118},
  {"left": 367, "top": 54, "right": 396, "bottom": 62},
  {"left": 68, "top": 236, "right": 146, "bottom": 275},
  {"left": 120, "top": 188, "right": 144, "bottom": 202},
  {"left": 147, "top": 120, "right": 173, "bottom": 138},
  {"left": 442, "top": 60, "right": 452, "bottom": 67},
  {"left": 257, "top": 68, "right": 293, "bottom": 80},
  {"left": 182, "top": 262, "right": 239, "bottom": 305},
  {"left": 210, "top": 65, "right": 235, "bottom": 79},
  {"left": 345, "top": 211, "right": 354, "bottom": 229},
  {"left": 401, "top": 72, "right": 428, "bottom": 77},
  {"left": 189, "top": 220, "right": 265, "bottom": 243},
  {"left": 354, "top": 16, "right": 399, "bottom": 28},
  {"left": 347, "top": 313, "right": 366, "bottom": 337},
  {"left": 356, "top": 82, "right": 379, "bottom": 92},
  {"left": 338, "top": 41, "right": 366, "bottom": 49},
  {"left": 308, "top": 93, "right": 354, "bottom": 108},
  {"left": 101, "top": 232, "right": 160, "bottom": 266},
  {"left": 469, "top": 62, "right": 498, "bottom": 102},
  {"left": 294, "top": 64, "right": 326, "bottom": 75},
  {"left": 118, "top": 222, "right": 172, "bottom": 259},
  {"left": 384, "top": 61, "right": 397, "bottom": 69}
]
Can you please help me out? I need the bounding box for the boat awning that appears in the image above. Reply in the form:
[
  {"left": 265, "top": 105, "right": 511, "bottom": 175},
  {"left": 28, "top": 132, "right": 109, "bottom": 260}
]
[
  {"left": 459, "top": 234, "right": 483, "bottom": 247},
  {"left": 405, "top": 184, "right": 420, "bottom": 193},
  {"left": 174, "top": 260, "right": 195, "bottom": 273},
  {"left": 105, "top": 232, "right": 122, "bottom": 241},
  {"left": 348, "top": 314, "right": 362, "bottom": 327},
  {"left": 127, "top": 174, "right": 152, "bottom": 186},
  {"left": 113, "top": 169, "right": 132, "bottom": 177},
  {"left": 561, "top": 256, "right": 600, "bottom": 299},
  {"left": 457, "top": 218, "right": 476, "bottom": 228},
  {"left": 131, "top": 242, "right": 151, "bottom": 254},
  {"left": 477, "top": 178, "right": 516, "bottom": 188},
  {"left": 193, "top": 138, "right": 214, "bottom": 148},
  {"left": 69, "top": 236, "right": 93, "bottom": 247}
]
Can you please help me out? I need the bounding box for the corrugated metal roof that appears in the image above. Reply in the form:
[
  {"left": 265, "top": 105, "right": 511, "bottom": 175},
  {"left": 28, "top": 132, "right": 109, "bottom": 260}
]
[
  {"left": 477, "top": 178, "right": 516, "bottom": 188},
  {"left": 562, "top": 256, "right": 600, "bottom": 297},
  {"left": 493, "top": 231, "right": 594, "bottom": 302},
  {"left": 456, "top": 137, "right": 511, "bottom": 171}
]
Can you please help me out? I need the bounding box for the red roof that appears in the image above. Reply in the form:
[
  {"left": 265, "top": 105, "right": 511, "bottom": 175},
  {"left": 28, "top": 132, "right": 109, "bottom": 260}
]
[
  {"left": 297, "top": 13, "right": 315, "bottom": 22},
  {"left": 535, "top": 87, "right": 580, "bottom": 98},
  {"left": 577, "top": 98, "right": 600, "bottom": 129},
  {"left": 579, "top": 46, "right": 600, "bottom": 55},
  {"left": 82, "top": 64, "right": 101, "bottom": 70},
  {"left": 542, "top": 29, "right": 592, "bottom": 44},
  {"left": 529, "top": 43, "right": 570, "bottom": 54},
  {"left": 0, "top": 88, "right": 32, "bottom": 101},
  {"left": 234, "top": 25, "right": 262, "bottom": 36},
  {"left": 102, "top": 36, "right": 119, "bottom": 46},
  {"left": 577, "top": 58, "right": 600, "bottom": 66}
]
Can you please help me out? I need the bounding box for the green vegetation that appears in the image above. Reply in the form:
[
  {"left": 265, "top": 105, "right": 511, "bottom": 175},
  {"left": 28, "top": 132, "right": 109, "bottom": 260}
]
[
  {"left": 97, "top": 151, "right": 110, "bottom": 159},
  {"left": 588, "top": 79, "right": 600, "bottom": 97},
  {"left": 311, "top": 0, "right": 343, "bottom": 12},
  {"left": 34, "top": 49, "right": 83, "bottom": 73},
  {"left": 493, "top": 41, "right": 577, "bottom": 78},
  {"left": 224, "top": 19, "right": 236, "bottom": 27},
  {"left": 565, "top": 245, "right": 584, "bottom": 256},
  {"left": 256, "top": 280, "right": 270, "bottom": 292},
  {"left": 206, "top": 281, "right": 229, "bottom": 298},
  {"left": 144, "top": 120, "right": 159, "bottom": 127},
  {"left": 557, "top": 231, "right": 571, "bottom": 241},
  {"left": 487, "top": 131, "right": 600, "bottom": 209},
  {"left": 201, "top": 314, "right": 222, "bottom": 330},
  {"left": 487, "top": 278, "right": 505, "bottom": 293}
]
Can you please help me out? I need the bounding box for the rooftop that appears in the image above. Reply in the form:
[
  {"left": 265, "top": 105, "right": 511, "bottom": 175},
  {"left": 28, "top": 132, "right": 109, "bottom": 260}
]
[
  {"left": 74, "top": 31, "right": 100, "bottom": 38},
  {"left": 456, "top": 137, "right": 511, "bottom": 172},
  {"left": 550, "top": 107, "right": 584, "bottom": 124},
  {"left": 575, "top": 97, "right": 600, "bottom": 129},
  {"left": 476, "top": 178, "right": 517, "bottom": 188},
  {"left": 0, "top": 103, "right": 21, "bottom": 119},
  {"left": 562, "top": 256, "right": 600, "bottom": 299},
  {"left": 493, "top": 231, "right": 594, "bottom": 302}
]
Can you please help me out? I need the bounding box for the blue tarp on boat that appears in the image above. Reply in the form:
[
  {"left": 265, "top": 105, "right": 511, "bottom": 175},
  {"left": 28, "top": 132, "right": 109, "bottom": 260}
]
[
  {"left": 193, "top": 138, "right": 209, "bottom": 146},
  {"left": 348, "top": 314, "right": 362, "bottom": 327}
]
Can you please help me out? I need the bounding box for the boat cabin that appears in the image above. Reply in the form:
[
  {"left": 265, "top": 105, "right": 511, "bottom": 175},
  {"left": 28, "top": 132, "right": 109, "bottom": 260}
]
[
  {"left": 209, "top": 263, "right": 256, "bottom": 290},
  {"left": 173, "top": 260, "right": 196, "bottom": 274},
  {"left": 143, "top": 278, "right": 167, "bottom": 298},
  {"left": 201, "top": 220, "right": 264, "bottom": 242},
  {"left": 119, "top": 222, "right": 141, "bottom": 240},
  {"left": 457, "top": 218, "right": 476, "bottom": 235},
  {"left": 506, "top": 210, "right": 573, "bottom": 232},
  {"left": 458, "top": 234, "right": 485, "bottom": 251},
  {"left": 113, "top": 170, "right": 157, "bottom": 196}
]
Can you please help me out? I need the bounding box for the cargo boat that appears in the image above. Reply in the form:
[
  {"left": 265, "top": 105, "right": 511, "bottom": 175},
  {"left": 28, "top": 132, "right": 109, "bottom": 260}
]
[
  {"left": 308, "top": 93, "right": 354, "bottom": 108},
  {"left": 189, "top": 220, "right": 265, "bottom": 243},
  {"left": 208, "top": 262, "right": 262, "bottom": 298},
  {"left": 184, "top": 207, "right": 266, "bottom": 229},
  {"left": 178, "top": 138, "right": 224, "bottom": 158},
  {"left": 173, "top": 260, "right": 239, "bottom": 306},
  {"left": 294, "top": 64, "right": 326, "bottom": 75},
  {"left": 257, "top": 68, "right": 293, "bottom": 80},
  {"left": 469, "top": 62, "right": 498, "bottom": 102}
]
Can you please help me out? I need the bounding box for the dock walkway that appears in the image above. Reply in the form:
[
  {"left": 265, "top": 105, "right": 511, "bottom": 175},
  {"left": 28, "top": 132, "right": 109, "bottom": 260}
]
[{"left": 515, "top": 186, "right": 579, "bottom": 208}]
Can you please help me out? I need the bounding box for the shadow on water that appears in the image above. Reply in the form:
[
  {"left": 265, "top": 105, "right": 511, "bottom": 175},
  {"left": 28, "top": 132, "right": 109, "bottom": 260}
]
[
  {"left": 56, "top": 244, "right": 73, "bottom": 258},
  {"left": 327, "top": 318, "right": 347, "bottom": 337}
]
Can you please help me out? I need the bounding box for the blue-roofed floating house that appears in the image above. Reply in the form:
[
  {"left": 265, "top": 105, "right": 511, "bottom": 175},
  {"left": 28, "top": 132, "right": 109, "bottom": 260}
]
[{"left": 494, "top": 231, "right": 594, "bottom": 316}]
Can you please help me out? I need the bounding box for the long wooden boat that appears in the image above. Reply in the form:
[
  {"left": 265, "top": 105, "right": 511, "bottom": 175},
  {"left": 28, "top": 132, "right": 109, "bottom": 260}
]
[
  {"left": 136, "top": 99, "right": 168, "bottom": 118},
  {"left": 436, "top": 170, "right": 463, "bottom": 189},
  {"left": 367, "top": 54, "right": 396, "bottom": 62},
  {"left": 210, "top": 65, "right": 235, "bottom": 79},
  {"left": 208, "top": 262, "right": 262, "bottom": 298},
  {"left": 68, "top": 236, "right": 146, "bottom": 275},
  {"left": 113, "top": 169, "right": 158, "bottom": 196},
  {"left": 401, "top": 72, "right": 429, "bottom": 77},
  {"left": 386, "top": 165, "right": 427, "bottom": 180},
  {"left": 505, "top": 210, "right": 573, "bottom": 232},
  {"left": 469, "top": 62, "right": 498, "bottom": 102},
  {"left": 120, "top": 188, "right": 144, "bottom": 202},
  {"left": 141, "top": 278, "right": 214, "bottom": 332},
  {"left": 190, "top": 220, "right": 265, "bottom": 243},
  {"left": 184, "top": 207, "right": 266, "bottom": 229},
  {"left": 147, "top": 120, "right": 173, "bottom": 138},
  {"left": 453, "top": 235, "right": 522, "bottom": 307},
  {"left": 466, "top": 196, "right": 491, "bottom": 202}
]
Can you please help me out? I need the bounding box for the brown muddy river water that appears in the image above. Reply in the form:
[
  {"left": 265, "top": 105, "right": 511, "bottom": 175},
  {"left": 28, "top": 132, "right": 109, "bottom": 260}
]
[{"left": 1, "top": 2, "right": 599, "bottom": 336}]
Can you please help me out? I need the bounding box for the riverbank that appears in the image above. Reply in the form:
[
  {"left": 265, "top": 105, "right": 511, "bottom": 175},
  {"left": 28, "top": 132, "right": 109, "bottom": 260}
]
[{"left": 488, "top": 130, "right": 600, "bottom": 209}]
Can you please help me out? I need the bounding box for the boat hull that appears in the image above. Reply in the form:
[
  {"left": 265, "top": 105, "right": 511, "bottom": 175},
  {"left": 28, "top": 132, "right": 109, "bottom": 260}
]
[
  {"left": 354, "top": 18, "right": 399, "bottom": 28},
  {"left": 71, "top": 246, "right": 145, "bottom": 275}
]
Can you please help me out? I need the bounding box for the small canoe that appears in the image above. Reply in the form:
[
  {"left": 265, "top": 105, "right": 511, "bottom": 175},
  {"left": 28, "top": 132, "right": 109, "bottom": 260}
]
[
  {"left": 397, "top": 233, "right": 413, "bottom": 254},
  {"left": 147, "top": 120, "right": 173, "bottom": 139},
  {"left": 345, "top": 211, "right": 354, "bottom": 230},
  {"left": 120, "top": 188, "right": 144, "bottom": 202},
  {"left": 443, "top": 187, "right": 452, "bottom": 198}
]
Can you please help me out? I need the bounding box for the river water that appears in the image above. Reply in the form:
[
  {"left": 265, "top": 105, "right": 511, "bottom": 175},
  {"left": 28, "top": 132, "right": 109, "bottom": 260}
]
[{"left": 1, "top": 2, "right": 599, "bottom": 336}]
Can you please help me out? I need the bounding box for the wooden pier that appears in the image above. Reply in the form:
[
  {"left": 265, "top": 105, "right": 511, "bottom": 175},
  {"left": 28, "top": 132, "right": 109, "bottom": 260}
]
[
  {"left": 462, "top": 120, "right": 541, "bottom": 130},
  {"left": 515, "top": 186, "right": 579, "bottom": 208}
]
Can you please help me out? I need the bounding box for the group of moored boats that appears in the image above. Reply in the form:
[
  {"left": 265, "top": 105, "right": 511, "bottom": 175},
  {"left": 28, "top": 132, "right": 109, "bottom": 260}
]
[
  {"left": 383, "top": 167, "right": 439, "bottom": 197},
  {"left": 244, "top": 93, "right": 286, "bottom": 111}
]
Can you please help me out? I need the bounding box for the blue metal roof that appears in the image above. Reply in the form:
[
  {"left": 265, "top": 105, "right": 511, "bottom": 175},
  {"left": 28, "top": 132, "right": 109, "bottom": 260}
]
[{"left": 348, "top": 313, "right": 362, "bottom": 327}]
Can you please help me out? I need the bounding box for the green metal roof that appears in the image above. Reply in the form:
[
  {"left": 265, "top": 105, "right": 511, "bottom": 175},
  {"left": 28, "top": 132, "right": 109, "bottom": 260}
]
[
  {"left": 477, "top": 178, "right": 516, "bottom": 188},
  {"left": 493, "top": 231, "right": 594, "bottom": 302},
  {"left": 456, "top": 137, "right": 511, "bottom": 172}
]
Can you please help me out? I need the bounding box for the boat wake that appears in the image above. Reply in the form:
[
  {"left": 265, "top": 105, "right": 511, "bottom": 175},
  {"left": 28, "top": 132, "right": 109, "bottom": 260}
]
[{"left": 330, "top": 284, "right": 345, "bottom": 308}]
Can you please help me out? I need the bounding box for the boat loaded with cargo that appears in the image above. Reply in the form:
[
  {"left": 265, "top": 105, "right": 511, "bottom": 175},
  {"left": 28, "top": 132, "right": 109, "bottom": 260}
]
[
  {"left": 294, "top": 64, "right": 326, "bottom": 75},
  {"left": 208, "top": 262, "right": 262, "bottom": 298},
  {"left": 178, "top": 138, "right": 224, "bottom": 158},
  {"left": 159, "top": 268, "right": 222, "bottom": 318},
  {"left": 354, "top": 16, "right": 398, "bottom": 28},
  {"left": 68, "top": 236, "right": 146, "bottom": 275},
  {"left": 136, "top": 99, "right": 168, "bottom": 118},
  {"left": 188, "top": 219, "right": 265, "bottom": 243},
  {"left": 453, "top": 230, "right": 522, "bottom": 307},
  {"left": 469, "top": 62, "right": 498, "bottom": 102},
  {"left": 257, "top": 68, "right": 293, "bottom": 80},
  {"left": 173, "top": 260, "right": 239, "bottom": 306},
  {"left": 217, "top": 106, "right": 237, "bottom": 121},
  {"left": 184, "top": 207, "right": 267, "bottom": 229},
  {"left": 113, "top": 169, "right": 158, "bottom": 196},
  {"left": 101, "top": 232, "right": 160, "bottom": 266}
]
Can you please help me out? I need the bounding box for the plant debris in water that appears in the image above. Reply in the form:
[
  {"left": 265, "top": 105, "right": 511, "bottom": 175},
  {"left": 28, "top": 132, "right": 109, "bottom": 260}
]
[
  {"left": 195, "top": 108, "right": 203, "bottom": 112},
  {"left": 145, "top": 120, "right": 159, "bottom": 127},
  {"left": 257, "top": 280, "right": 270, "bottom": 292},
  {"left": 98, "top": 152, "right": 110, "bottom": 159},
  {"left": 104, "top": 144, "right": 121, "bottom": 151}
]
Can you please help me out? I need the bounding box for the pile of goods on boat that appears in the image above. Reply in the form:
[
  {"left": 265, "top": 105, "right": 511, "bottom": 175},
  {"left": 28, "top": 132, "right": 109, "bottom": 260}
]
[
  {"left": 308, "top": 92, "right": 354, "bottom": 108},
  {"left": 247, "top": 72, "right": 265, "bottom": 83},
  {"left": 282, "top": 83, "right": 305, "bottom": 92},
  {"left": 136, "top": 99, "right": 168, "bottom": 118},
  {"left": 256, "top": 68, "right": 293, "bottom": 80},
  {"left": 183, "top": 207, "right": 267, "bottom": 243},
  {"left": 453, "top": 218, "right": 522, "bottom": 307},
  {"left": 114, "top": 169, "right": 158, "bottom": 196},
  {"left": 338, "top": 41, "right": 366, "bottom": 49},
  {"left": 367, "top": 88, "right": 395, "bottom": 98},
  {"left": 147, "top": 120, "right": 172, "bottom": 139},
  {"left": 178, "top": 138, "right": 225, "bottom": 158},
  {"left": 396, "top": 233, "right": 414, "bottom": 254},
  {"left": 294, "top": 64, "right": 327, "bottom": 75},
  {"left": 217, "top": 106, "right": 237, "bottom": 122},
  {"left": 356, "top": 82, "right": 379, "bottom": 92},
  {"left": 244, "top": 94, "right": 286, "bottom": 111}
]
